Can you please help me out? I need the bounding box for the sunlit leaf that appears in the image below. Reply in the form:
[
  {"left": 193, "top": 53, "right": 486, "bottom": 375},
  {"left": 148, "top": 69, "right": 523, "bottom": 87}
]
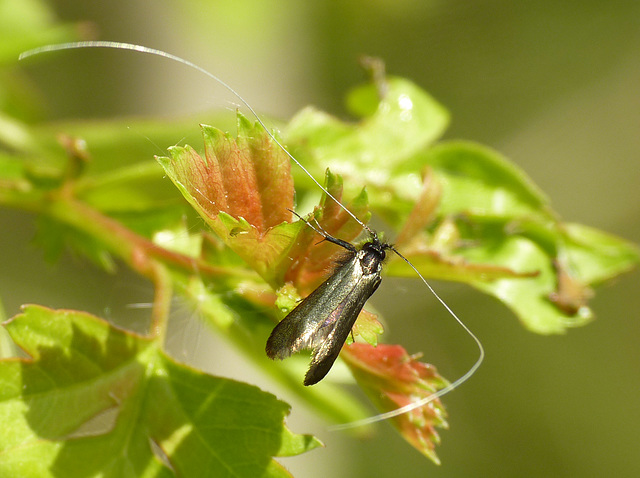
[
  {"left": 342, "top": 344, "right": 448, "bottom": 464},
  {"left": 562, "top": 222, "right": 640, "bottom": 284},
  {"left": 463, "top": 234, "right": 593, "bottom": 333},
  {"left": 423, "top": 141, "right": 551, "bottom": 220},
  {"left": 157, "top": 113, "right": 306, "bottom": 287},
  {"left": 0, "top": 306, "right": 321, "bottom": 477},
  {"left": 286, "top": 77, "right": 449, "bottom": 217}
]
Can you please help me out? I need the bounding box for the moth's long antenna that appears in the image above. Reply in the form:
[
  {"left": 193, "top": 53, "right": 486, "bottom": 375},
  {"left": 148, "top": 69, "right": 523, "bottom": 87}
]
[
  {"left": 20, "top": 41, "right": 484, "bottom": 426},
  {"left": 19, "top": 41, "right": 375, "bottom": 237},
  {"left": 329, "top": 247, "right": 484, "bottom": 429}
]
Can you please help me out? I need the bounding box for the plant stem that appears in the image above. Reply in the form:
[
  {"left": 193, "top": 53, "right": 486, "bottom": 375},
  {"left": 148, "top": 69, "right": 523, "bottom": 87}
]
[{"left": 0, "top": 180, "right": 258, "bottom": 340}]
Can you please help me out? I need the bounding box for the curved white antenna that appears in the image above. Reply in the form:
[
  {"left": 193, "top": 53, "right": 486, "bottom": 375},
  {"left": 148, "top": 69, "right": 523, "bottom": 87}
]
[
  {"left": 19, "top": 41, "right": 375, "bottom": 238},
  {"left": 20, "top": 41, "right": 484, "bottom": 427},
  {"left": 330, "top": 246, "right": 484, "bottom": 429}
]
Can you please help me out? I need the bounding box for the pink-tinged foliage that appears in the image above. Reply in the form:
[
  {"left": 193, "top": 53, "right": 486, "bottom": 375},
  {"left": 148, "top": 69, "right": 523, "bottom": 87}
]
[
  {"left": 157, "top": 113, "right": 303, "bottom": 286},
  {"left": 167, "top": 115, "right": 293, "bottom": 233},
  {"left": 342, "top": 343, "right": 449, "bottom": 463}
]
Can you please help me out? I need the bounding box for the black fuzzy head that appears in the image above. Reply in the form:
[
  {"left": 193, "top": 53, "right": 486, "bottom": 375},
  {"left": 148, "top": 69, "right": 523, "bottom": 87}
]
[{"left": 360, "top": 239, "right": 390, "bottom": 273}]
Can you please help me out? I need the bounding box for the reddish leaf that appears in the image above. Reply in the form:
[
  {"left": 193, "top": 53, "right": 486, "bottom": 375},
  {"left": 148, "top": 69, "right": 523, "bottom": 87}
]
[
  {"left": 341, "top": 343, "right": 449, "bottom": 463},
  {"left": 180, "top": 114, "right": 295, "bottom": 233},
  {"left": 202, "top": 124, "right": 264, "bottom": 228},
  {"left": 241, "top": 118, "right": 296, "bottom": 229},
  {"left": 157, "top": 113, "right": 303, "bottom": 286}
]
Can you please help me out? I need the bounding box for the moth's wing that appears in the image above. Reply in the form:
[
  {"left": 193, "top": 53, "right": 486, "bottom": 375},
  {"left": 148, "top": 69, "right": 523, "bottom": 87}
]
[
  {"left": 303, "top": 271, "right": 382, "bottom": 385},
  {"left": 265, "top": 255, "right": 360, "bottom": 360}
]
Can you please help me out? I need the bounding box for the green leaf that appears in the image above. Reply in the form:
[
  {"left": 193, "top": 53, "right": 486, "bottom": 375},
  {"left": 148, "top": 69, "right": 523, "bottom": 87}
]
[
  {"left": 422, "top": 141, "right": 551, "bottom": 220},
  {"left": 349, "top": 310, "right": 384, "bottom": 347},
  {"left": 462, "top": 233, "right": 592, "bottom": 334},
  {"left": 286, "top": 77, "right": 449, "bottom": 214},
  {"left": 562, "top": 222, "right": 640, "bottom": 284},
  {"left": 0, "top": 306, "right": 321, "bottom": 477},
  {"left": 144, "top": 355, "right": 322, "bottom": 474}
]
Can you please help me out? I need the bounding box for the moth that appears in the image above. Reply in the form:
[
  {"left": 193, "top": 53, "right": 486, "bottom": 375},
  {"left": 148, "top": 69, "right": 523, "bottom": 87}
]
[
  {"left": 19, "top": 41, "right": 483, "bottom": 423},
  {"left": 266, "top": 219, "right": 392, "bottom": 385}
]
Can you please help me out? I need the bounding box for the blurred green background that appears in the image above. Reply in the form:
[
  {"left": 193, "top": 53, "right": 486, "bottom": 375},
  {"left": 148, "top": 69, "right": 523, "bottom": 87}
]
[{"left": 3, "top": 0, "right": 640, "bottom": 476}]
